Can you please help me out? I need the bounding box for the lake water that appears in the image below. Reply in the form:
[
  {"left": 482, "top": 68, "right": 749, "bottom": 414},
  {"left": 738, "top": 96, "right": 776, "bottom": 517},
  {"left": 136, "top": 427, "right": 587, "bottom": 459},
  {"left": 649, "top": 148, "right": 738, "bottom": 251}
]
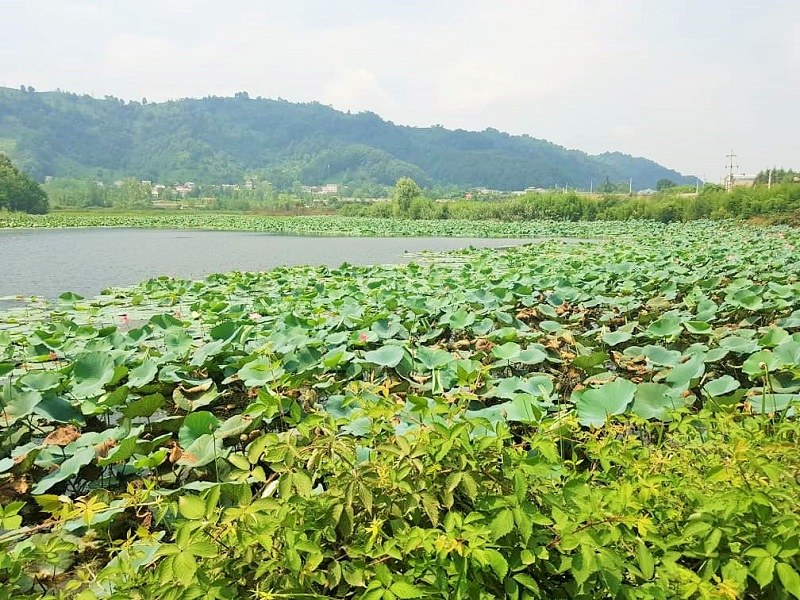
[{"left": 0, "top": 228, "right": 534, "bottom": 300}]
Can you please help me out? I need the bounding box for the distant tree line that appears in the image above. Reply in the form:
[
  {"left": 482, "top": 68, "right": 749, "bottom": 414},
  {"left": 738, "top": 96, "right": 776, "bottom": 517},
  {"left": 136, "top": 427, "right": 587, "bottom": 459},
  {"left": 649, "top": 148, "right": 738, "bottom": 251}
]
[
  {"left": 341, "top": 178, "right": 800, "bottom": 223},
  {"left": 754, "top": 169, "right": 800, "bottom": 185},
  {"left": 42, "top": 177, "right": 317, "bottom": 212},
  {"left": 0, "top": 155, "right": 48, "bottom": 213}
]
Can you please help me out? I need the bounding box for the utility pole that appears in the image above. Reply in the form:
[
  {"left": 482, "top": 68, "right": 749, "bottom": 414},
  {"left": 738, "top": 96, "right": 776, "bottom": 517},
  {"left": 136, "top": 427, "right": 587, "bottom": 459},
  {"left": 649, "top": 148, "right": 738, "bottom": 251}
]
[
  {"left": 768, "top": 168, "right": 772, "bottom": 189},
  {"left": 724, "top": 151, "right": 738, "bottom": 191},
  {"left": 629, "top": 178, "right": 633, "bottom": 195},
  {"left": 590, "top": 179, "right": 593, "bottom": 194}
]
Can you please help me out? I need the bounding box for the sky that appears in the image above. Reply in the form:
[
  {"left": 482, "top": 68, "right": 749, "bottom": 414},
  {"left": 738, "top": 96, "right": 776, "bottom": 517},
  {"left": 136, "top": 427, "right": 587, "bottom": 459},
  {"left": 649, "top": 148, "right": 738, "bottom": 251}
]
[{"left": 1, "top": 0, "right": 798, "bottom": 180}]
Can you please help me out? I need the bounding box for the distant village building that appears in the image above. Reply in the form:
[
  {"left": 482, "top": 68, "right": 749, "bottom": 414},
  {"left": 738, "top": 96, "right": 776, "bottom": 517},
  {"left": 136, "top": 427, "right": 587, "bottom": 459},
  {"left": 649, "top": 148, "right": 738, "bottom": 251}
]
[
  {"left": 173, "top": 182, "right": 196, "bottom": 196},
  {"left": 724, "top": 174, "right": 756, "bottom": 190},
  {"left": 301, "top": 183, "right": 339, "bottom": 195},
  {"left": 130, "top": 179, "right": 267, "bottom": 198}
]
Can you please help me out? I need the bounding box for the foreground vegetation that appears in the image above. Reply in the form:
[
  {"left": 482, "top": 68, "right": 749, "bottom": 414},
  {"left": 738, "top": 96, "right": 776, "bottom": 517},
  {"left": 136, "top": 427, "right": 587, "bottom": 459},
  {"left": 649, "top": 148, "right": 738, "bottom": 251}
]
[{"left": 1, "top": 220, "right": 799, "bottom": 598}]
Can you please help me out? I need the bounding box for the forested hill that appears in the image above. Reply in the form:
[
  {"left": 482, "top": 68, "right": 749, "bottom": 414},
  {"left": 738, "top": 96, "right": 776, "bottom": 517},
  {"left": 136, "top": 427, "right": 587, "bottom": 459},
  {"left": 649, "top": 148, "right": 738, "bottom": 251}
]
[{"left": 0, "top": 87, "right": 692, "bottom": 190}]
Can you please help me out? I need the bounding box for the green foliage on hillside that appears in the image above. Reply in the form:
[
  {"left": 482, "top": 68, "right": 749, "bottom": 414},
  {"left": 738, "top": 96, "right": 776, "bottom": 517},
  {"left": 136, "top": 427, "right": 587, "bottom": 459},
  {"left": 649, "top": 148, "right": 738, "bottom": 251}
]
[
  {"left": 0, "top": 154, "right": 48, "bottom": 213},
  {"left": 0, "top": 87, "right": 692, "bottom": 190}
]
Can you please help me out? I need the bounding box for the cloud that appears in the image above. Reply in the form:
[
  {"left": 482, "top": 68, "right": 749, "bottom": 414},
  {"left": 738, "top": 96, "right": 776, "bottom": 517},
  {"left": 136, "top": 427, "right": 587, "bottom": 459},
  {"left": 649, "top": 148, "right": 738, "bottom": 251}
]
[
  {"left": 411, "top": 1, "right": 637, "bottom": 127},
  {"left": 321, "top": 68, "right": 397, "bottom": 114},
  {"left": 1, "top": 0, "right": 798, "bottom": 176},
  {"left": 612, "top": 125, "right": 636, "bottom": 142},
  {"left": 105, "top": 34, "right": 185, "bottom": 68},
  {"left": 792, "top": 23, "right": 800, "bottom": 62},
  {"left": 434, "top": 59, "right": 516, "bottom": 112}
]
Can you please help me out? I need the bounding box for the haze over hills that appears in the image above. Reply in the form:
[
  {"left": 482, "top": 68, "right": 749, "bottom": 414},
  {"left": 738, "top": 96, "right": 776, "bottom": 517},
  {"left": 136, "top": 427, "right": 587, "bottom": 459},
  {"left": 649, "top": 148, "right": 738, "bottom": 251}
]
[{"left": 0, "top": 87, "right": 693, "bottom": 191}]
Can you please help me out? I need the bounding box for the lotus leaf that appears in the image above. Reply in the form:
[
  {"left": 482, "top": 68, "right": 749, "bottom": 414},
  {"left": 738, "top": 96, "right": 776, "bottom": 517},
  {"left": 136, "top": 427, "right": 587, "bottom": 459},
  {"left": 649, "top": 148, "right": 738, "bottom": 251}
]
[
  {"left": 447, "top": 308, "right": 476, "bottom": 330},
  {"left": 176, "top": 433, "right": 225, "bottom": 468},
  {"left": 492, "top": 342, "right": 521, "bottom": 362},
  {"left": 190, "top": 338, "right": 229, "bottom": 367},
  {"left": 127, "top": 360, "right": 158, "bottom": 388},
  {"left": 18, "top": 372, "right": 63, "bottom": 392},
  {"left": 71, "top": 352, "right": 115, "bottom": 399},
  {"left": 238, "top": 358, "right": 285, "bottom": 387},
  {"left": 31, "top": 446, "right": 95, "bottom": 495},
  {"left": 684, "top": 321, "right": 713, "bottom": 335},
  {"left": 631, "top": 383, "right": 686, "bottom": 420},
  {"left": 1, "top": 386, "right": 42, "bottom": 426},
  {"left": 179, "top": 411, "right": 221, "bottom": 447},
  {"left": 575, "top": 378, "right": 637, "bottom": 427},
  {"left": 363, "top": 345, "right": 405, "bottom": 368},
  {"left": 34, "top": 394, "right": 82, "bottom": 423},
  {"left": 774, "top": 341, "right": 800, "bottom": 367},
  {"left": 665, "top": 355, "right": 705, "bottom": 388},
  {"left": 122, "top": 393, "right": 165, "bottom": 419},
  {"left": 645, "top": 315, "right": 682, "bottom": 339},
  {"left": 602, "top": 330, "right": 633, "bottom": 346},
  {"left": 742, "top": 350, "right": 781, "bottom": 376},
  {"left": 746, "top": 393, "right": 798, "bottom": 415},
  {"left": 416, "top": 346, "right": 453, "bottom": 370},
  {"left": 703, "top": 375, "right": 741, "bottom": 397}
]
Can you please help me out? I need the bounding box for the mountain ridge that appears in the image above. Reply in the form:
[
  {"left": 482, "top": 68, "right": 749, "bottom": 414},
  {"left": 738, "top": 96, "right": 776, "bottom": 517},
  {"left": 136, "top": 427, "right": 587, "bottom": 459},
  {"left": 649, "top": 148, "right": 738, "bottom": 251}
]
[{"left": 0, "top": 86, "right": 694, "bottom": 190}]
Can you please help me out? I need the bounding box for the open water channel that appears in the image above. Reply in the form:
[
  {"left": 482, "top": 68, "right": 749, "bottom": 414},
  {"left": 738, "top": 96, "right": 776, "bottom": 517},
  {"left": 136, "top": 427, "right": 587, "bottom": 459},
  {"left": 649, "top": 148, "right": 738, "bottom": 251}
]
[{"left": 0, "top": 228, "right": 535, "bottom": 300}]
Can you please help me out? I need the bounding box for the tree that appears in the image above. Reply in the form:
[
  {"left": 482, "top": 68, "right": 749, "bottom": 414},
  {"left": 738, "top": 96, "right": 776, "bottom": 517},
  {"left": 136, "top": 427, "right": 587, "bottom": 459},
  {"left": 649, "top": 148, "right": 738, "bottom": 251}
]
[
  {"left": 600, "top": 176, "right": 616, "bottom": 194},
  {"left": 754, "top": 168, "right": 799, "bottom": 185},
  {"left": 107, "top": 179, "right": 152, "bottom": 209},
  {"left": 0, "top": 154, "right": 49, "bottom": 213},
  {"left": 656, "top": 178, "right": 676, "bottom": 191},
  {"left": 392, "top": 177, "right": 421, "bottom": 216}
]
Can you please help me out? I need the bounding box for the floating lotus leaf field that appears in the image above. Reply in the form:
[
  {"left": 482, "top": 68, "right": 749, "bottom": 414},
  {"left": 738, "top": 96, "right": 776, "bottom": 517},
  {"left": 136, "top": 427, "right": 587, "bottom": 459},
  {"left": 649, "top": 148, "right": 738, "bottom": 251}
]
[
  {"left": 0, "top": 212, "right": 666, "bottom": 238},
  {"left": 0, "top": 219, "right": 798, "bottom": 598}
]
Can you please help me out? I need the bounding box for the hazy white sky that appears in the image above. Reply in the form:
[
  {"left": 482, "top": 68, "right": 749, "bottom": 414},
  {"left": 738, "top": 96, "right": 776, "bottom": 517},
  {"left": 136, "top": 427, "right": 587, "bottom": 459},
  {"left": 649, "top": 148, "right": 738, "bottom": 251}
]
[{"left": 2, "top": 0, "right": 798, "bottom": 179}]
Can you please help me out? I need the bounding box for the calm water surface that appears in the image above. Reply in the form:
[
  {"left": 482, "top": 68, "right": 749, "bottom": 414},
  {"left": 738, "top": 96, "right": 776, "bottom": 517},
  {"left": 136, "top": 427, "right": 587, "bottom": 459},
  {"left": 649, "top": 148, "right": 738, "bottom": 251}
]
[{"left": 0, "top": 228, "right": 534, "bottom": 299}]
